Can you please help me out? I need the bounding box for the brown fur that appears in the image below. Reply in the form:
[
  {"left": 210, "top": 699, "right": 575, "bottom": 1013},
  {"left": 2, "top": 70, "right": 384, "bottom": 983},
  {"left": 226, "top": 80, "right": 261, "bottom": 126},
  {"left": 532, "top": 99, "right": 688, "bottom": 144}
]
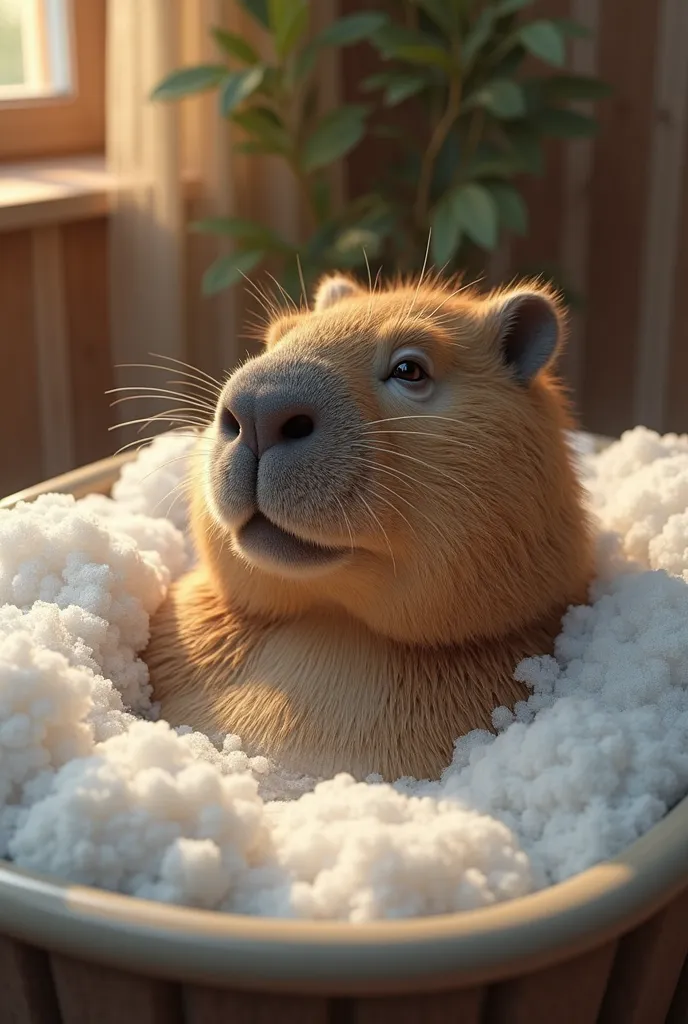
[{"left": 145, "top": 275, "right": 594, "bottom": 780}]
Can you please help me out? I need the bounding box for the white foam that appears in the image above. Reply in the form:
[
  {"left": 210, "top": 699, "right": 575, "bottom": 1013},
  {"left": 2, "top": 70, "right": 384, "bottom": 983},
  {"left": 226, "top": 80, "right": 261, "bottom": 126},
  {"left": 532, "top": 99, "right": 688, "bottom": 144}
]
[{"left": 1, "top": 427, "right": 688, "bottom": 920}]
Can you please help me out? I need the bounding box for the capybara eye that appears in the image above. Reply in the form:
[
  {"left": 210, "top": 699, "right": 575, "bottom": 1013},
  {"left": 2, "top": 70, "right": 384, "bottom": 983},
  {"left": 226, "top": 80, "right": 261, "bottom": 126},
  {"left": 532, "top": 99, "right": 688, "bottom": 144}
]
[{"left": 391, "top": 360, "right": 427, "bottom": 383}]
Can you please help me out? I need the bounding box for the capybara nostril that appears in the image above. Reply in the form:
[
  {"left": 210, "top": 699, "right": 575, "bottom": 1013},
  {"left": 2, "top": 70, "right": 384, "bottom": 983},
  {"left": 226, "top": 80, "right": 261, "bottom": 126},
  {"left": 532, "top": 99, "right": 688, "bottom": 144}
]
[
  {"left": 220, "top": 406, "right": 240, "bottom": 439},
  {"left": 281, "top": 413, "right": 314, "bottom": 441},
  {"left": 221, "top": 398, "right": 258, "bottom": 455},
  {"left": 256, "top": 405, "right": 316, "bottom": 456}
]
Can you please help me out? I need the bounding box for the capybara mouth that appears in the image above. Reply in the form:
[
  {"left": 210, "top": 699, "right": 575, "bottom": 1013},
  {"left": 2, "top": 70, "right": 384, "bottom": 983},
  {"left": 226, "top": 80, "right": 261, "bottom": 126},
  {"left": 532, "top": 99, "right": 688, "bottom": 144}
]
[{"left": 236, "top": 512, "right": 348, "bottom": 575}]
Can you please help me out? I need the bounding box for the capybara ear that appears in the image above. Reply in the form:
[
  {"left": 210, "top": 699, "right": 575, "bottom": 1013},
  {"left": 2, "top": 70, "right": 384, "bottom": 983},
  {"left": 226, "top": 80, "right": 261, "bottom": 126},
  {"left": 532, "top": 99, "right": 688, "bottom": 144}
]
[
  {"left": 488, "top": 286, "right": 564, "bottom": 384},
  {"left": 313, "top": 274, "right": 363, "bottom": 311}
]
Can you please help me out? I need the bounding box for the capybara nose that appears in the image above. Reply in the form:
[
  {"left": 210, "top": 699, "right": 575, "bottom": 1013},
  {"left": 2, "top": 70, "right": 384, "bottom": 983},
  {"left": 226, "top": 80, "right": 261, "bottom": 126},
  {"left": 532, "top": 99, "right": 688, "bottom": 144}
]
[{"left": 222, "top": 395, "right": 316, "bottom": 458}]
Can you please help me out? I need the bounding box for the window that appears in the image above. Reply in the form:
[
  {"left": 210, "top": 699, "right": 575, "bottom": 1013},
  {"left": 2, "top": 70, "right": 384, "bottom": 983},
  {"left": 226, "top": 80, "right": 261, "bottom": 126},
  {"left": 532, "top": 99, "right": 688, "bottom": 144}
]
[
  {"left": 0, "top": 0, "right": 71, "bottom": 99},
  {"left": 0, "top": 0, "right": 105, "bottom": 161}
]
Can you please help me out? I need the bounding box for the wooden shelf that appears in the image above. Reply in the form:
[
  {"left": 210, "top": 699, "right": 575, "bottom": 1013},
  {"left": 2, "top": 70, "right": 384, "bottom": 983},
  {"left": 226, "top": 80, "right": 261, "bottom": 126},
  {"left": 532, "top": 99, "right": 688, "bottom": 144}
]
[{"left": 0, "top": 154, "right": 113, "bottom": 232}]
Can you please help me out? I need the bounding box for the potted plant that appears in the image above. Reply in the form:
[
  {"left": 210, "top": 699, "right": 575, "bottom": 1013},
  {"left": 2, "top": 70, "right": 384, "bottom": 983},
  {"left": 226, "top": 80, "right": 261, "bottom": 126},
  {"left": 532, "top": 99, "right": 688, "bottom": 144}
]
[{"left": 151, "top": 0, "right": 610, "bottom": 301}]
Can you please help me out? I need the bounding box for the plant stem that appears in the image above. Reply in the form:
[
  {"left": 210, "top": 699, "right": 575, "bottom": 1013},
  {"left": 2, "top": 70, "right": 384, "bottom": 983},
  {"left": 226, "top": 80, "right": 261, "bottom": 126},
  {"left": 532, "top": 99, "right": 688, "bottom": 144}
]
[
  {"left": 275, "top": 62, "right": 319, "bottom": 234},
  {"left": 414, "top": 71, "right": 462, "bottom": 229}
]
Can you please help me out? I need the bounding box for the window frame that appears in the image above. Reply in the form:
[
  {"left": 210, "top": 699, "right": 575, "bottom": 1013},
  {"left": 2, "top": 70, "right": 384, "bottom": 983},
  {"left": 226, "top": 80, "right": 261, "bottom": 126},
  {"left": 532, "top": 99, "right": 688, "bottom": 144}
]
[{"left": 0, "top": 0, "right": 105, "bottom": 162}]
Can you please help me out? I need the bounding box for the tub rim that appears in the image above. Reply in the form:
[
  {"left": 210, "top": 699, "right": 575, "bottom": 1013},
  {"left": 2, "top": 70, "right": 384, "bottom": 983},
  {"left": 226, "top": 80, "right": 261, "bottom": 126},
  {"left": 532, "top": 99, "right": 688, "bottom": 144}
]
[
  {"left": 1, "top": 797, "right": 687, "bottom": 995},
  {"left": 1, "top": 441, "right": 687, "bottom": 996}
]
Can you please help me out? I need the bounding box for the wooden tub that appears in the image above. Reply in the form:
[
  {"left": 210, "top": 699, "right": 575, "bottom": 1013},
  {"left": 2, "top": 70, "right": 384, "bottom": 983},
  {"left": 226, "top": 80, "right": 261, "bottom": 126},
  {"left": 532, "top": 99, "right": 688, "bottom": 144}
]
[{"left": 1, "top": 449, "right": 687, "bottom": 1024}]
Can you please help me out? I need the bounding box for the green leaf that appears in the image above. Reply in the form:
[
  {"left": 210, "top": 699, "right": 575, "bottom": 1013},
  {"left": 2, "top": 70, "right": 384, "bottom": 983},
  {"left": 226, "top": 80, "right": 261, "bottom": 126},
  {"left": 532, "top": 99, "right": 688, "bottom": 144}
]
[
  {"left": 495, "top": 0, "right": 533, "bottom": 14},
  {"left": 503, "top": 126, "right": 545, "bottom": 174},
  {"left": 432, "top": 128, "right": 461, "bottom": 197},
  {"left": 462, "top": 9, "right": 495, "bottom": 64},
  {"left": 329, "top": 226, "right": 385, "bottom": 265},
  {"left": 269, "top": 0, "right": 308, "bottom": 58},
  {"left": 521, "top": 77, "right": 547, "bottom": 113},
  {"left": 373, "top": 24, "right": 444, "bottom": 60},
  {"left": 451, "top": 183, "right": 499, "bottom": 250},
  {"left": 239, "top": 0, "right": 269, "bottom": 29},
  {"left": 306, "top": 220, "right": 339, "bottom": 262},
  {"left": 236, "top": 64, "right": 281, "bottom": 97},
  {"left": 301, "top": 105, "right": 367, "bottom": 172},
  {"left": 416, "top": 0, "right": 455, "bottom": 32},
  {"left": 232, "top": 106, "right": 289, "bottom": 152},
  {"left": 350, "top": 199, "right": 396, "bottom": 239},
  {"left": 218, "top": 66, "right": 265, "bottom": 116},
  {"left": 466, "top": 79, "right": 525, "bottom": 118},
  {"left": 189, "top": 216, "right": 285, "bottom": 250},
  {"left": 491, "top": 45, "right": 527, "bottom": 79},
  {"left": 553, "top": 17, "right": 592, "bottom": 38},
  {"left": 210, "top": 27, "right": 259, "bottom": 64},
  {"left": 392, "top": 43, "right": 453, "bottom": 69},
  {"left": 316, "top": 12, "right": 389, "bottom": 47},
  {"left": 431, "top": 193, "right": 462, "bottom": 266},
  {"left": 535, "top": 107, "right": 599, "bottom": 137},
  {"left": 361, "top": 71, "right": 395, "bottom": 92},
  {"left": 488, "top": 183, "right": 528, "bottom": 235},
  {"left": 518, "top": 21, "right": 565, "bottom": 66},
  {"left": 313, "top": 178, "right": 331, "bottom": 222},
  {"left": 385, "top": 74, "right": 428, "bottom": 106},
  {"left": 539, "top": 74, "right": 612, "bottom": 102},
  {"left": 150, "top": 64, "right": 226, "bottom": 101},
  {"left": 461, "top": 144, "right": 522, "bottom": 180},
  {"left": 292, "top": 41, "right": 318, "bottom": 81},
  {"left": 463, "top": 157, "right": 519, "bottom": 180},
  {"left": 362, "top": 70, "right": 429, "bottom": 106},
  {"left": 362, "top": 69, "right": 431, "bottom": 98},
  {"left": 202, "top": 250, "right": 265, "bottom": 295}
]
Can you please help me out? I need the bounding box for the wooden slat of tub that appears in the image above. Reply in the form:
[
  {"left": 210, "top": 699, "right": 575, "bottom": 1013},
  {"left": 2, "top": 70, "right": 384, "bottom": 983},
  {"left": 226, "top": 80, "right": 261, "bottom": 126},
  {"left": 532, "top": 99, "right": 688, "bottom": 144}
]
[
  {"left": 183, "top": 987, "right": 329, "bottom": 1023},
  {"left": 351, "top": 988, "right": 483, "bottom": 1023},
  {"left": 0, "top": 937, "right": 61, "bottom": 1024},
  {"left": 666, "top": 953, "right": 688, "bottom": 1024},
  {"left": 483, "top": 941, "right": 616, "bottom": 1024},
  {"left": 598, "top": 886, "right": 688, "bottom": 1024},
  {"left": 50, "top": 953, "right": 183, "bottom": 1024}
]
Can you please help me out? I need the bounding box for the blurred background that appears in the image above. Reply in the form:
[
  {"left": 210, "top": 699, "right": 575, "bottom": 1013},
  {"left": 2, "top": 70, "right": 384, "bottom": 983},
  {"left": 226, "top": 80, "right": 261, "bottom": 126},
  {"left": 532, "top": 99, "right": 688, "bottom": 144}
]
[{"left": 0, "top": 0, "right": 686, "bottom": 497}]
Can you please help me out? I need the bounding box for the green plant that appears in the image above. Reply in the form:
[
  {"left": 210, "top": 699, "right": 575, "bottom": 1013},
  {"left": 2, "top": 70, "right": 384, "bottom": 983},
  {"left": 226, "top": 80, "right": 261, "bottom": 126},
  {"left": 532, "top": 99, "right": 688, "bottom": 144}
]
[{"left": 152, "top": 0, "right": 610, "bottom": 299}]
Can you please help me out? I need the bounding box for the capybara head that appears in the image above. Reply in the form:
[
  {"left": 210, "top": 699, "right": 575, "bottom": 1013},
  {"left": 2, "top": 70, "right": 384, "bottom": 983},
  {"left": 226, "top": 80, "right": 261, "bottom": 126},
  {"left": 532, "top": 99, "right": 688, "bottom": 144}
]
[{"left": 194, "top": 274, "right": 593, "bottom": 647}]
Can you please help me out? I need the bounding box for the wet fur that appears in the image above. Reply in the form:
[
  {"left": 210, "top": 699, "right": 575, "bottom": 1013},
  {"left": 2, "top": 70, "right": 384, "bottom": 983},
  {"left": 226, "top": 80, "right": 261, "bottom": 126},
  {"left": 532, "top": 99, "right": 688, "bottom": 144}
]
[{"left": 146, "top": 275, "right": 594, "bottom": 780}]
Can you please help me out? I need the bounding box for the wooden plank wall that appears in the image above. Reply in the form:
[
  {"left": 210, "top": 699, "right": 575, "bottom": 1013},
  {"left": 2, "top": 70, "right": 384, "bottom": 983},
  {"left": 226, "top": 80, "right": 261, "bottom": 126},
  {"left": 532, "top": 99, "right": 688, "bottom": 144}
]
[
  {"left": 0, "top": 219, "right": 113, "bottom": 496},
  {"left": 344, "top": 0, "right": 688, "bottom": 439}
]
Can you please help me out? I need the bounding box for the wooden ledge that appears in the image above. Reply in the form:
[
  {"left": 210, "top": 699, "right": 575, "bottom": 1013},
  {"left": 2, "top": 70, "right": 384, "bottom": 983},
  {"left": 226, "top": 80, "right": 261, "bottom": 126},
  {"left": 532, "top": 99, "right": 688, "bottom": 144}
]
[
  {"left": 0, "top": 155, "right": 201, "bottom": 232},
  {"left": 0, "top": 154, "right": 114, "bottom": 232}
]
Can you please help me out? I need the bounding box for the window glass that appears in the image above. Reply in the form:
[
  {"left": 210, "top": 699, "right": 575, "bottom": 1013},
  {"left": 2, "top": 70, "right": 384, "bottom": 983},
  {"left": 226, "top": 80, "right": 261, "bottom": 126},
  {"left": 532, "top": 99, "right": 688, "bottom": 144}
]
[{"left": 0, "top": 0, "right": 71, "bottom": 100}]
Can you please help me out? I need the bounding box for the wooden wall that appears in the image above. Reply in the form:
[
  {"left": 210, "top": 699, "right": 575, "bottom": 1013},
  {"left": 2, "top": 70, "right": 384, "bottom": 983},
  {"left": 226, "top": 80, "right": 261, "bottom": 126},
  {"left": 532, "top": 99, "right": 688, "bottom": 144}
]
[{"left": 0, "top": 218, "right": 113, "bottom": 497}]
